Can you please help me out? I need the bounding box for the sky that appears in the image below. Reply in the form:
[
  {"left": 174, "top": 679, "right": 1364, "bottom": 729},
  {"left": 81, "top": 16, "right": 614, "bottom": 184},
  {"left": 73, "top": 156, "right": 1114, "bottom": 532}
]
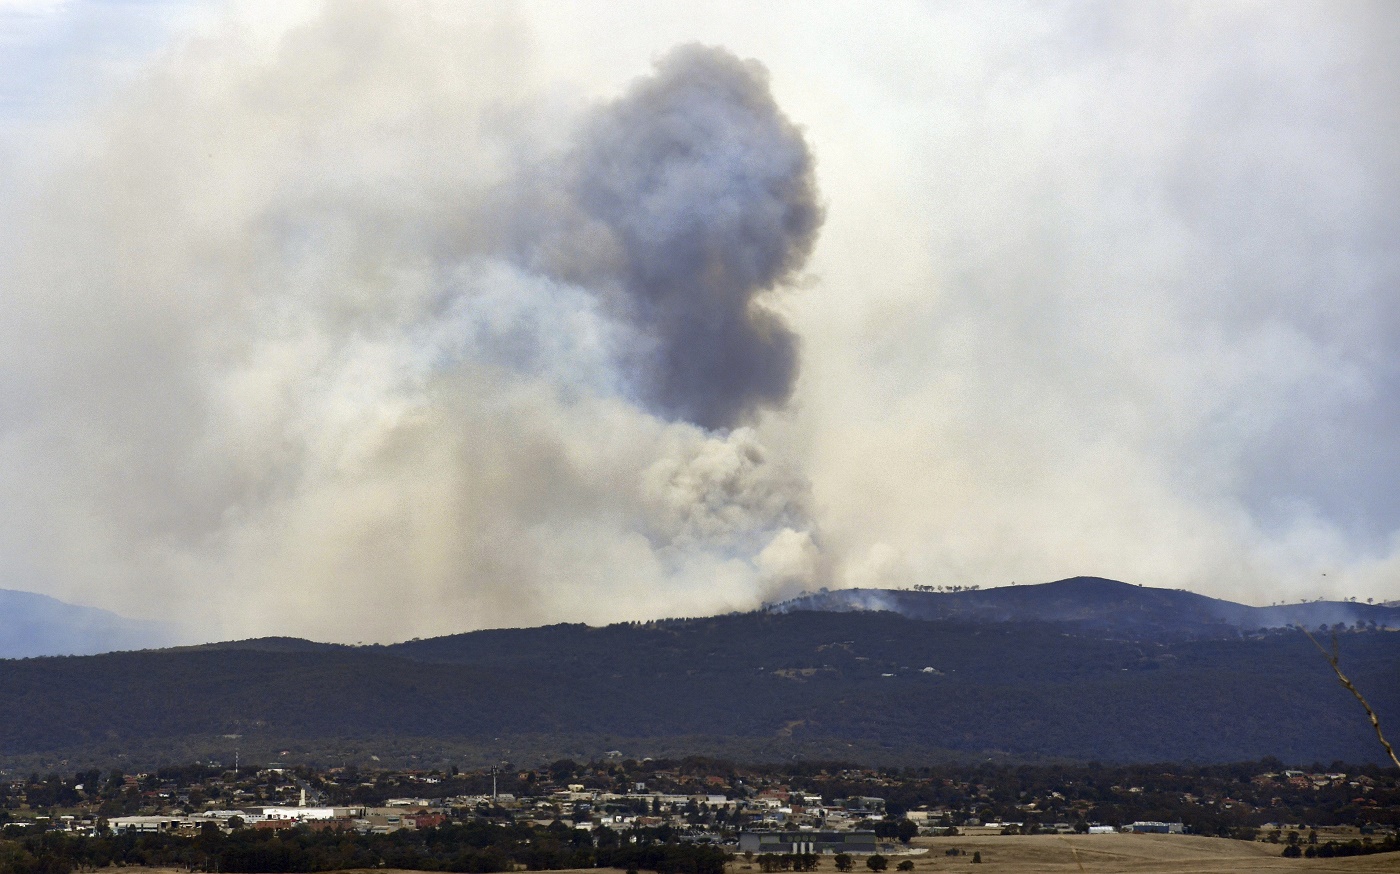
[{"left": 0, "top": 0, "right": 1398, "bottom": 644}]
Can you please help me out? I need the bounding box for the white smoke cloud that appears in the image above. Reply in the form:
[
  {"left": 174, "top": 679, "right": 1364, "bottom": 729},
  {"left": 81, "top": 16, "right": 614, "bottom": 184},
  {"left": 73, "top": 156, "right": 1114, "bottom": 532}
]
[
  {"left": 776, "top": 1, "right": 1400, "bottom": 605},
  {"left": 755, "top": 527, "right": 821, "bottom": 599},
  {"left": 2, "top": 1, "right": 1398, "bottom": 644},
  {"left": 641, "top": 428, "right": 810, "bottom": 550},
  {"left": 0, "top": 4, "right": 822, "bottom": 642}
]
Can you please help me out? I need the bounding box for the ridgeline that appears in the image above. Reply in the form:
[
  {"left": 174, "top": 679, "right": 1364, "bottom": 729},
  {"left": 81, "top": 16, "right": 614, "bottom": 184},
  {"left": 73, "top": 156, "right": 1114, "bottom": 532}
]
[{"left": 1, "top": 578, "right": 1397, "bottom": 770}]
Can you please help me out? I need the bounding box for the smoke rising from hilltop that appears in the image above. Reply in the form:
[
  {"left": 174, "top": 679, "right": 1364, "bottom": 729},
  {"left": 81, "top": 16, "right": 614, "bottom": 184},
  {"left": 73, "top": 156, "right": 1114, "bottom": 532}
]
[
  {"left": 2, "top": 2, "right": 1400, "bottom": 642},
  {"left": 0, "top": 6, "right": 821, "bottom": 642}
]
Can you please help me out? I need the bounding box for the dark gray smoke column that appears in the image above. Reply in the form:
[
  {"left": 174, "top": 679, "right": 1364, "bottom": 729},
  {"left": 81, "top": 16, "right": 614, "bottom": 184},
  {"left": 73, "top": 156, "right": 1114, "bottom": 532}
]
[{"left": 572, "top": 44, "right": 824, "bottom": 430}]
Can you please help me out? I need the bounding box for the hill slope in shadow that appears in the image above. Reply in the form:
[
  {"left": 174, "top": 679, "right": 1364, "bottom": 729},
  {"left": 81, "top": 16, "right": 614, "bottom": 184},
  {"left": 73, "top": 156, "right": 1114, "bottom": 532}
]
[{"left": 2, "top": 605, "right": 1396, "bottom": 768}]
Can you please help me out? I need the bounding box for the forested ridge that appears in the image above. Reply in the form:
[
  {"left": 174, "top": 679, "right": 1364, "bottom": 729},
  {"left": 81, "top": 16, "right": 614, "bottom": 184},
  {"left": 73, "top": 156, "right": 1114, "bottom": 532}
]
[{"left": 1, "top": 610, "right": 1397, "bottom": 767}]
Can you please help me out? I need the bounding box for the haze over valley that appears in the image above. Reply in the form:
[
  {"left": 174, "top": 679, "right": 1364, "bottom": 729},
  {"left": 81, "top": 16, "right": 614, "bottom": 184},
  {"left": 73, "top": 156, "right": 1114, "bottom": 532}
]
[{"left": 1, "top": 2, "right": 1399, "bottom": 644}]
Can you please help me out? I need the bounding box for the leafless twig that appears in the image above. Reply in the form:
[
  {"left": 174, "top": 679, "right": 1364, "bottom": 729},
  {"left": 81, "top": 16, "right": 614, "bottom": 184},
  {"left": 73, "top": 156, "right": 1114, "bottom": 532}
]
[{"left": 1301, "top": 628, "right": 1400, "bottom": 769}]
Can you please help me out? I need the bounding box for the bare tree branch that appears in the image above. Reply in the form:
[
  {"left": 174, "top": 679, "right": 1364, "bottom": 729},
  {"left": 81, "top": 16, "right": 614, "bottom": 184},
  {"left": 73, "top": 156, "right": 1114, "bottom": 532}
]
[{"left": 1301, "top": 628, "right": 1400, "bottom": 769}]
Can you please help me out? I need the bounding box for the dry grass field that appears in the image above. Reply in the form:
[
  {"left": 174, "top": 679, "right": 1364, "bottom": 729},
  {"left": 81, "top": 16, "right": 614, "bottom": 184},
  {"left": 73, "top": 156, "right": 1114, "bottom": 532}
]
[
  {"left": 115, "top": 836, "right": 1400, "bottom": 874},
  {"left": 727, "top": 834, "right": 1400, "bottom": 874}
]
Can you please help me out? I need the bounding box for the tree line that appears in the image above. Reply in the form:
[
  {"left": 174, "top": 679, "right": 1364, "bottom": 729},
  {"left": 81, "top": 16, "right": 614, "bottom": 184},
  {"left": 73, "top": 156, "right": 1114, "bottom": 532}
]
[{"left": 0, "top": 821, "right": 729, "bottom": 874}]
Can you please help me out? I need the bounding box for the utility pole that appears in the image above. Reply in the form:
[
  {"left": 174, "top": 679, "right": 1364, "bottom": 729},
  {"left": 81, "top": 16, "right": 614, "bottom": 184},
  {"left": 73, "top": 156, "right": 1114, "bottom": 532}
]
[{"left": 223, "top": 734, "right": 243, "bottom": 774}]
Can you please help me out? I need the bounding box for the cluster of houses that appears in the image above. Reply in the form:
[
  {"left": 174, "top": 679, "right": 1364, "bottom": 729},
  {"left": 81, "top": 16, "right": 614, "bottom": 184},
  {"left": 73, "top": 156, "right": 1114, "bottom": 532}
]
[
  {"left": 106, "top": 807, "right": 446, "bottom": 836},
  {"left": 90, "top": 784, "right": 1181, "bottom": 845},
  {"left": 105, "top": 794, "right": 448, "bottom": 836},
  {"left": 1255, "top": 771, "right": 1360, "bottom": 791}
]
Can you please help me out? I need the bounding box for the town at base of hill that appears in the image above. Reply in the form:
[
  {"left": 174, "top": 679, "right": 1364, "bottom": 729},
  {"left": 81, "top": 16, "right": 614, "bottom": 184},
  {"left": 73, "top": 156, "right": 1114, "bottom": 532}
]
[{"left": 1, "top": 756, "right": 1397, "bottom": 873}]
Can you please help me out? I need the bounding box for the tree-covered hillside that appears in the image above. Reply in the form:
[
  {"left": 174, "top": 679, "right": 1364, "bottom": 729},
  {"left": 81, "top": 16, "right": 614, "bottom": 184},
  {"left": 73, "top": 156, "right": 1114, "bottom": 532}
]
[
  {"left": 766, "top": 577, "right": 1400, "bottom": 637},
  {"left": 1, "top": 611, "right": 1396, "bottom": 768}
]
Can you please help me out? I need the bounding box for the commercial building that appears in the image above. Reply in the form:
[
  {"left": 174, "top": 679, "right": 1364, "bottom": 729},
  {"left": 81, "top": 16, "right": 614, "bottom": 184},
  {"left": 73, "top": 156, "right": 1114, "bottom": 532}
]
[
  {"left": 1129, "top": 821, "right": 1184, "bottom": 834},
  {"left": 739, "top": 831, "right": 878, "bottom": 854}
]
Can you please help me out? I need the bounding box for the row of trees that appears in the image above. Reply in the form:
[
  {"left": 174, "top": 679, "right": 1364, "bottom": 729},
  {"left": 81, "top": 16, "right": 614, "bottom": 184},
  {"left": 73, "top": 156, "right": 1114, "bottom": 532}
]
[
  {"left": 1281, "top": 833, "right": 1400, "bottom": 858},
  {"left": 0, "top": 820, "right": 730, "bottom": 874},
  {"left": 754, "top": 853, "right": 819, "bottom": 872},
  {"left": 750, "top": 852, "right": 922, "bottom": 872}
]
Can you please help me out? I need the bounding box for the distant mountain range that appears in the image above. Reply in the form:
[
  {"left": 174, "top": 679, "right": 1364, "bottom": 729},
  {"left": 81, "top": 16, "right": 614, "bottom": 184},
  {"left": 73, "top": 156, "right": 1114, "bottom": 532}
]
[
  {"left": 1, "top": 577, "right": 1397, "bottom": 770},
  {"left": 766, "top": 576, "right": 1400, "bottom": 638},
  {"left": 0, "top": 588, "right": 181, "bottom": 658}
]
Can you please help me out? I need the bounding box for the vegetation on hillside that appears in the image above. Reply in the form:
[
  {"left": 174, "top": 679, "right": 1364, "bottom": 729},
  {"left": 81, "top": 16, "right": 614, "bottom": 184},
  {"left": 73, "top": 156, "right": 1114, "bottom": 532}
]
[{"left": 0, "top": 613, "right": 1396, "bottom": 767}]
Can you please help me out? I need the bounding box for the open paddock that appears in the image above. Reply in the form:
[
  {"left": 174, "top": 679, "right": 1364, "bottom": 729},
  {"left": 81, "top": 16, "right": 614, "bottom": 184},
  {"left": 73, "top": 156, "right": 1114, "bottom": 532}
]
[
  {"left": 95, "top": 838, "right": 1400, "bottom": 874},
  {"left": 737, "top": 834, "right": 1400, "bottom": 874}
]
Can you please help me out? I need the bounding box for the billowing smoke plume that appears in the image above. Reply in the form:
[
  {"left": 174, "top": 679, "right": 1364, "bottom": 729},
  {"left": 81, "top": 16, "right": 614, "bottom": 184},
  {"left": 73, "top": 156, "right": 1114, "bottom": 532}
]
[
  {"left": 548, "top": 44, "right": 822, "bottom": 429},
  {"left": 9, "top": 1, "right": 1395, "bottom": 641},
  {"left": 0, "top": 11, "right": 822, "bottom": 643},
  {"left": 641, "top": 427, "right": 810, "bottom": 551}
]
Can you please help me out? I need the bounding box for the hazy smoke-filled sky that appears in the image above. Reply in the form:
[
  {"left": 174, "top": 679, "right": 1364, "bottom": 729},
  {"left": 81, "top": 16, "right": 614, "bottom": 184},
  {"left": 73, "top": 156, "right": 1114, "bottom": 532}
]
[{"left": 0, "top": 1, "right": 1397, "bottom": 643}]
